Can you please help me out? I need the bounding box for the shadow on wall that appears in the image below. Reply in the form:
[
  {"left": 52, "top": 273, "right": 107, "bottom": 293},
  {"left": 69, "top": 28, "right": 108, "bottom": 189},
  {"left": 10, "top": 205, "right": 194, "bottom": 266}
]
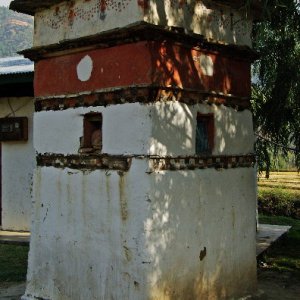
[
  {"left": 143, "top": 47, "right": 256, "bottom": 297},
  {"left": 146, "top": 0, "right": 252, "bottom": 99},
  {"left": 29, "top": 162, "right": 256, "bottom": 300},
  {"left": 146, "top": 0, "right": 251, "bottom": 47},
  {"left": 147, "top": 38, "right": 239, "bottom": 156},
  {"left": 149, "top": 102, "right": 194, "bottom": 156},
  {"left": 142, "top": 167, "right": 257, "bottom": 299},
  {"left": 150, "top": 99, "right": 253, "bottom": 156},
  {"left": 148, "top": 38, "right": 251, "bottom": 101}
]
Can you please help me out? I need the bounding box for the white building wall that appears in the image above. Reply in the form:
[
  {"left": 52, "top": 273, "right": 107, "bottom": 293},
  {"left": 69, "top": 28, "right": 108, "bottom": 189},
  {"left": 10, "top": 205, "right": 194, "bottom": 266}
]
[
  {"left": 33, "top": 0, "right": 252, "bottom": 47},
  {"left": 23, "top": 103, "right": 257, "bottom": 299},
  {"left": 146, "top": 167, "right": 257, "bottom": 299},
  {"left": 24, "top": 162, "right": 256, "bottom": 300},
  {"left": 34, "top": 103, "right": 254, "bottom": 156},
  {"left": 150, "top": 102, "right": 254, "bottom": 156},
  {"left": 0, "top": 97, "right": 35, "bottom": 231}
]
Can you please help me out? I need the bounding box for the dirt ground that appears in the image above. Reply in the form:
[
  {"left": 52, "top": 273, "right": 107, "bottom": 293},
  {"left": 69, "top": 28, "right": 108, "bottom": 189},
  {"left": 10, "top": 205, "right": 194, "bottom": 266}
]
[
  {"left": 0, "top": 270, "right": 299, "bottom": 300},
  {"left": 254, "top": 269, "right": 300, "bottom": 300}
]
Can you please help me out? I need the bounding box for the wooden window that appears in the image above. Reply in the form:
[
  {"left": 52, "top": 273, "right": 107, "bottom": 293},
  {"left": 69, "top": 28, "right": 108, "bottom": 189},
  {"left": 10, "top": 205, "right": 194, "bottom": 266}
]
[
  {"left": 80, "top": 113, "right": 102, "bottom": 153},
  {"left": 0, "top": 117, "right": 28, "bottom": 141},
  {"left": 196, "top": 113, "right": 214, "bottom": 155}
]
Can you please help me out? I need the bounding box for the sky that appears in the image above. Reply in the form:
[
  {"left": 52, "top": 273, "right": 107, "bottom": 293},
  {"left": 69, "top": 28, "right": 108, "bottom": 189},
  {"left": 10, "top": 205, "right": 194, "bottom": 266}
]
[{"left": 0, "top": 0, "right": 11, "bottom": 7}]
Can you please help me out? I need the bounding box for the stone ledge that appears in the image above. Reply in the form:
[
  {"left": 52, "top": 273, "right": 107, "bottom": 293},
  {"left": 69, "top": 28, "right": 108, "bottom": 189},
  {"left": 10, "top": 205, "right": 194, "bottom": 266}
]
[
  {"left": 36, "top": 153, "right": 256, "bottom": 171},
  {"left": 37, "top": 153, "right": 132, "bottom": 171},
  {"left": 150, "top": 154, "right": 255, "bottom": 171}
]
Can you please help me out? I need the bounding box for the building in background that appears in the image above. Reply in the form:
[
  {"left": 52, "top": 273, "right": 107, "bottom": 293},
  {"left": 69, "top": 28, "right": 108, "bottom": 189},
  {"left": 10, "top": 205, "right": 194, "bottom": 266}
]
[{"left": 0, "top": 56, "right": 34, "bottom": 231}]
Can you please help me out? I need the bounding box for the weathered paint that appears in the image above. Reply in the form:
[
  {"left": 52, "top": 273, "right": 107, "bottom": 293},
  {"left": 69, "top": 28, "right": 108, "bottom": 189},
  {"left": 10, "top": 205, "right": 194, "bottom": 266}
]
[
  {"left": 22, "top": 162, "right": 256, "bottom": 300},
  {"left": 33, "top": 0, "right": 252, "bottom": 47},
  {"left": 0, "top": 97, "right": 35, "bottom": 231},
  {"left": 34, "top": 41, "right": 251, "bottom": 98},
  {"left": 34, "top": 0, "right": 142, "bottom": 47},
  {"left": 146, "top": 166, "right": 257, "bottom": 299},
  {"left": 33, "top": 103, "right": 254, "bottom": 157}
]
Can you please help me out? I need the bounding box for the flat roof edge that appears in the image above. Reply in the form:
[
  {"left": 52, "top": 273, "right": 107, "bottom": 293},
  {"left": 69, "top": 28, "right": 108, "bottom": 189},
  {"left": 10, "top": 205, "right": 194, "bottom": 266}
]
[
  {"left": 10, "top": 0, "right": 63, "bottom": 15},
  {"left": 10, "top": 0, "right": 263, "bottom": 16}
]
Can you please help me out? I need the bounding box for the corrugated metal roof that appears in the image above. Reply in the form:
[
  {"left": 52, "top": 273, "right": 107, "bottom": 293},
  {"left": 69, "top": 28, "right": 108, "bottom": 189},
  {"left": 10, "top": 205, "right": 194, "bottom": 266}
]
[{"left": 0, "top": 56, "right": 34, "bottom": 75}]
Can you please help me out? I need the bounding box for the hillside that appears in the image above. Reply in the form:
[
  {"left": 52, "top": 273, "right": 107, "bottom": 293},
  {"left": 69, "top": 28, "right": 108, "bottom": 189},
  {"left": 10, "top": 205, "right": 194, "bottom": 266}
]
[{"left": 0, "top": 6, "right": 33, "bottom": 57}]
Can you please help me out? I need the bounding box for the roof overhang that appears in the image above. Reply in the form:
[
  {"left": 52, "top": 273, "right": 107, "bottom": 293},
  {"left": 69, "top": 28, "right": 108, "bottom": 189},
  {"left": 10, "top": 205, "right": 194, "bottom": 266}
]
[
  {"left": 0, "top": 72, "right": 34, "bottom": 86},
  {"left": 10, "top": 0, "right": 263, "bottom": 16},
  {"left": 0, "top": 72, "right": 34, "bottom": 97},
  {"left": 10, "top": 0, "right": 63, "bottom": 15}
]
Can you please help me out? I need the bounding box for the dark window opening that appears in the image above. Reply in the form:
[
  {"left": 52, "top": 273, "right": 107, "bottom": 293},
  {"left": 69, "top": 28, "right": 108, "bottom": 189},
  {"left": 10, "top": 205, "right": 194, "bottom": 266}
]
[
  {"left": 196, "top": 113, "right": 214, "bottom": 155},
  {"left": 0, "top": 117, "right": 28, "bottom": 141},
  {"left": 80, "top": 113, "right": 102, "bottom": 153}
]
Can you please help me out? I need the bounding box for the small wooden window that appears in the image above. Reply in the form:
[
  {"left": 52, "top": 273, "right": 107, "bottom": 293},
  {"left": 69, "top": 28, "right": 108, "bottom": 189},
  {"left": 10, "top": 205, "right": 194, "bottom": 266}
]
[
  {"left": 196, "top": 113, "right": 214, "bottom": 155},
  {"left": 80, "top": 113, "right": 102, "bottom": 153},
  {"left": 0, "top": 117, "right": 28, "bottom": 141}
]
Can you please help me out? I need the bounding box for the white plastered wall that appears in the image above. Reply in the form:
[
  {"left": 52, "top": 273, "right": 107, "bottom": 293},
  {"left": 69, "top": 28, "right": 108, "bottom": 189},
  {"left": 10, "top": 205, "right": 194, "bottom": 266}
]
[
  {"left": 0, "top": 97, "right": 35, "bottom": 231},
  {"left": 34, "top": 0, "right": 143, "bottom": 47},
  {"left": 24, "top": 162, "right": 256, "bottom": 300},
  {"left": 146, "top": 167, "right": 257, "bottom": 299},
  {"left": 34, "top": 102, "right": 254, "bottom": 156},
  {"left": 24, "top": 102, "right": 257, "bottom": 299},
  {"left": 34, "top": 0, "right": 252, "bottom": 47}
]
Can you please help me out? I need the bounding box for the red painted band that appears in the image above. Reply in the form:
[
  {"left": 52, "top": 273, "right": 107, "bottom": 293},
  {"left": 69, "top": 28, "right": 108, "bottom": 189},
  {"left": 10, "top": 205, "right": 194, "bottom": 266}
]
[{"left": 34, "top": 41, "right": 251, "bottom": 98}]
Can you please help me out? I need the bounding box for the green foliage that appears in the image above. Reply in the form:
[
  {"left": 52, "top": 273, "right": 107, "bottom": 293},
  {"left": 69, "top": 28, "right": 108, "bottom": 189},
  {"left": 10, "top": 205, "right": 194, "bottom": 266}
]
[
  {"left": 251, "top": 0, "right": 300, "bottom": 172},
  {"left": 269, "top": 152, "right": 297, "bottom": 171},
  {"left": 259, "top": 215, "right": 300, "bottom": 273},
  {"left": 0, "top": 244, "right": 29, "bottom": 282},
  {"left": 258, "top": 188, "right": 300, "bottom": 218},
  {"left": 0, "top": 6, "right": 33, "bottom": 57},
  {"left": 259, "top": 150, "right": 297, "bottom": 171}
]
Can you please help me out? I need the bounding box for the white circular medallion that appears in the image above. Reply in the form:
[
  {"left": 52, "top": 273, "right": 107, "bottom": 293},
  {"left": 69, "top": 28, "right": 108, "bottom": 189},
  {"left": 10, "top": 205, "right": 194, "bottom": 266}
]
[
  {"left": 199, "top": 55, "right": 214, "bottom": 77},
  {"left": 77, "top": 55, "right": 93, "bottom": 82}
]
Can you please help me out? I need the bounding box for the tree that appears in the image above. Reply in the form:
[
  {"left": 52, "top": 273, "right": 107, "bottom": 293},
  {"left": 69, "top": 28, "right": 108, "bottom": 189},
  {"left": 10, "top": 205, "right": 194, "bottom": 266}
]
[{"left": 251, "top": 0, "right": 300, "bottom": 172}]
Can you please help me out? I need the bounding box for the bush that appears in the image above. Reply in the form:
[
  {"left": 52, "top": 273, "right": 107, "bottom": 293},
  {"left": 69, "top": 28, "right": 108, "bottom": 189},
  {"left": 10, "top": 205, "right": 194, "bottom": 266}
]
[{"left": 258, "top": 188, "right": 300, "bottom": 219}]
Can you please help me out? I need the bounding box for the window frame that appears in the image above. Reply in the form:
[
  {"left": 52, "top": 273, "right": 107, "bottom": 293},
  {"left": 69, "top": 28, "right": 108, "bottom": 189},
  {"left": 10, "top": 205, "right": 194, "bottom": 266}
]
[
  {"left": 195, "top": 112, "right": 214, "bottom": 155},
  {"left": 80, "top": 112, "right": 102, "bottom": 153}
]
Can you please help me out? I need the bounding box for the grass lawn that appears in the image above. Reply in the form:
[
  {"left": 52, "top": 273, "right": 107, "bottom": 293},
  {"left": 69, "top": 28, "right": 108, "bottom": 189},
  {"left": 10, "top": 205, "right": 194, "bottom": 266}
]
[
  {"left": 258, "top": 171, "right": 300, "bottom": 218},
  {"left": 0, "top": 244, "right": 29, "bottom": 283},
  {"left": 259, "top": 214, "right": 300, "bottom": 275},
  {"left": 258, "top": 172, "right": 300, "bottom": 275}
]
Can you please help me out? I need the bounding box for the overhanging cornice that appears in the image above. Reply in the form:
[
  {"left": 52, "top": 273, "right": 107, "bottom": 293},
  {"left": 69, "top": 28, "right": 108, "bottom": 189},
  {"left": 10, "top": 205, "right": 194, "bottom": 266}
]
[
  {"left": 10, "top": 0, "right": 66, "bottom": 15},
  {"left": 10, "top": 0, "right": 263, "bottom": 16},
  {"left": 18, "top": 23, "right": 259, "bottom": 62}
]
